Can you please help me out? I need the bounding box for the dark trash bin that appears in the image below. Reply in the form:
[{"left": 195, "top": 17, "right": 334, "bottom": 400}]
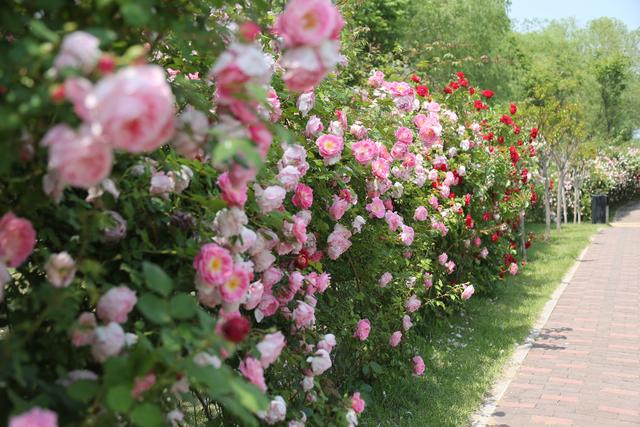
[{"left": 591, "top": 194, "right": 608, "bottom": 224}]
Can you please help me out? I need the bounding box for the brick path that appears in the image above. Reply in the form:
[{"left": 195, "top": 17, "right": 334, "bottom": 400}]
[{"left": 486, "top": 204, "right": 640, "bottom": 427}]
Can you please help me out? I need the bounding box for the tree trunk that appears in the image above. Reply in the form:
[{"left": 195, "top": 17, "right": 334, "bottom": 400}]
[
  {"left": 519, "top": 210, "right": 527, "bottom": 262},
  {"left": 543, "top": 159, "right": 551, "bottom": 240},
  {"left": 573, "top": 183, "right": 578, "bottom": 223},
  {"left": 556, "top": 173, "right": 561, "bottom": 231},
  {"left": 562, "top": 178, "right": 568, "bottom": 225}
]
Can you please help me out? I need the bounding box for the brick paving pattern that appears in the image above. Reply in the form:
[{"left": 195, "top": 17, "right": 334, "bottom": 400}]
[{"left": 488, "top": 204, "right": 640, "bottom": 427}]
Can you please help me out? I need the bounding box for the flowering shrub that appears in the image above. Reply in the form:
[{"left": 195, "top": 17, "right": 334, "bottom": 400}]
[{"left": 1, "top": 1, "right": 538, "bottom": 426}]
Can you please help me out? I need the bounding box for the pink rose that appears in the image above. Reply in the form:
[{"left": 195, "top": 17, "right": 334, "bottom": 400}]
[
  {"left": 315, "top": 134, "right": 344, "bottom": 165},
  {"left": 239, "top": 356, "right": 267, "bottom": 391},
  {"left": 277, "top": 165, "right": 301, "bottom": 191},
  {"left": 256, "top": 294, "right": 279, "bottom": 320},
  {"left": 379, "top": 272, "right": 392, "bottom": 287},
  {"left": 354, "top": 319, "right": 371, "bottom": 341},
  {"left": 406, "top": 294, "right": 421, "bottom": 313},
  {"left": 351, "top": 139, "right": 377, "bottom": 164},
  {"left": 63, "top": 76, "right": 92, "bottom": 120},
  {"left": 371, "top": 158, "right": 390, "bottom": 179},
  {"left": 132, "top": 372, "right": 156, "bottom": 399},
  {"left": 399, "top": 225, "right": 415, "bottom": 246},
  {"left": 262, "top": 267, "right": 284, "bottom": 288},
  {"left": 0, "top": 212, "right": 36, "bottom": 268},
  {"left": 327, "top": 224, "right": 352, "bottom": 260},
  {"left": 194, "top": 244, "right": 233, "bottom": 287},
  {"left": 395, "top": 126, "right": 413, "bottom": 144},
  {"left": 402, "top": 315, "right": 413, "bottom": 331},
  {"left": 389, "top": 331, "right": 402, "bottom": 347},
  {"left": 438, "top": 252, "right": 448, "bottom": 266},
  {"left": 9, "top": 407, "right": 58, "bottom": 427},
  {"left": 243, "top": 281, "right": 264, "bottom": 310},
  {"left": 217, "top": 172, "right": 248, "bottom": 207},
  {"left": 423, "top": 273, "right": 433, "bottom": 289},
  {"left": 390, "top": 141, "right": 408, "bottom": 160},
  {"left": 255, "top": 185, "right": 287, "bottom": 214},
  {"left": 349, "top": 123, "right": 368, "bottom": 140},
  {"left": 351, "top": 392, "right": 366, "bottom": 414},
  {"left": 385, "top": 211, "right": 403, "bottom": 232},
  {"left": 149, "top": 171, "right": 175, "bottom": 199},
  {"left": 54, "top": 31, "right": 100, "bottom": 73},
  {"left": 413, "top": 355, "right": 426, "bottom": 376},
  {"left": 352, "top": 215, "right": 366, "bottom": 233},
  {"left": 317, "top": 333, "right": 336, "bottom": 352},
  {"left": 220, "top": 268, "right": 249, "bottom": 304},
  {"left": 414, "top": 206, "right": 428, "bottom": 221},
  {"left": 42, "top": 124, "right": 113, "bottom": 189},
  {"left": 329, "top": 196, "right": 349, "bottom": 221},
  {"left": 97, "top": 286, "right": 137, "bottom": 324},
  {"left": 365, "top": 197, "right": 385, "bottom": 219},
  {"left": 281, "top": 42, "right": 340, "bottom": 92},
  {"left": 305, "top": 115, "right": 324, "bottom": 137},
  {"left": 480, "top": 247, "right": 489, "bottom": 259},
  {"left": 45, "top": 252, "right": 76, "bottom": 288},
  {"left": 91, "top": 322, "right": 125, "bottom": 363},
  {"left": 509, "top": 262, "right": 519, "bottom": 276},
  {"left": 462, "top": 285, "right": 475, "bottom": 300},
  {"left": 70, "top": 312, "right": 97, "bottom": 347},
  {"left": 87, "top": 65, "right": 175, "bottom": 153},
  {"left": 293, "top": 300, "right": 316, "bottom": 330},
  {"left": 367, "top": 70, "right": 385, "bottom": 88},
  {"left": 173, "top": 106, "right": 209, "bottom": 160},
  {"left": 257, "top": 331, "right": 286, "bottom": 368},
  {"left": 274, "top": 0, "right": 344, "bottom": 47},
  {"left": 292, "top": 183, "right": 314, "bottom": 209}
]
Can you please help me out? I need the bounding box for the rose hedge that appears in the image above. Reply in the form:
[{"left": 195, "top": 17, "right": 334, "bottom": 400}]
[{"left": 1, "top": 1, "right": 538, "bottom": 426}]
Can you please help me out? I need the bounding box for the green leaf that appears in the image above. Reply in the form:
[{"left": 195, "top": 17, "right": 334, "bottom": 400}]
[
  {"left": 142, "top": 262, "right": 173, "bottom": 297},
  {"left": 131, "top": 403, "right": 164, "bottom": 427},
  {"left": 169, "top": 293, "right": 197, "bottom": 319},
  {"left": 29, "top": 20, "right": 59, "bottom": 43},
  {"left": 106, "top": 385, "right": 134, "bottom": 412},
  {"left": 229, "top": 378, "right": 269, "bottom": 413},
  {"left": 137, "top": 293, "right": 171, "bottom": 324},
  {"left": 121, "top": 4, "right": 150, "bottom": 26},
  {"left": 67, "top": 380, "right": 98, "bottom": 403}
]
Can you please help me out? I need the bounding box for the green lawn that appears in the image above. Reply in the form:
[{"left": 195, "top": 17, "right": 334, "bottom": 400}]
[{"left": 361, "top": 223, "right": 602, "bottom": 427}]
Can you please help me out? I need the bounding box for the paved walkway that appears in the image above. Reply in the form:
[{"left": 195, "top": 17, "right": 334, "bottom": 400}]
[{"left": 485, "top": 203, "right": 640, "bottom": 427}]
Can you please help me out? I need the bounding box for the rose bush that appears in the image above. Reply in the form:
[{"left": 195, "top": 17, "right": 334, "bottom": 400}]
[{"left": 1, "top": 1, "right": 540, "bottom": 426}]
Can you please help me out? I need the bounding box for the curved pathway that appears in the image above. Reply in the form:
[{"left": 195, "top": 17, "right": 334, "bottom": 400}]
[{"left": 481, "top": 202, "right": 640, "bottom": 426}]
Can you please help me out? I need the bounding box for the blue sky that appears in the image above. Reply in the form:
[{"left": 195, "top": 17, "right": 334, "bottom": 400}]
[{"left": 509, "top": 0, "right": 640, "bottom": 30}]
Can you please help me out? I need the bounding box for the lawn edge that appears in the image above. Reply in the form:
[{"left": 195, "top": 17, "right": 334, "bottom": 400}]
[{"left": 468, "top": 229, "right": 600, "bottom": 427}]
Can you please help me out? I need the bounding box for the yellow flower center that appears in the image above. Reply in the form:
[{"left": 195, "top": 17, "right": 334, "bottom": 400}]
[
  {"left": 302, "top": 11, "right": 317, "bottom": 30},
  {"left": 209, "top": 257, "right": 222, "bottom": 273}
]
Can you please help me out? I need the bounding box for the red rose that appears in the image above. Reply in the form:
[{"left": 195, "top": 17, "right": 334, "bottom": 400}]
[
  {"left": 411, "top": 74, "right": 421, "bottom": 83},
  {"left": 222, "top": 316, "right": 251, "bottom": 343},
  {"left": 469, "top": 87, "right": 475, "bottom": 95},
  {"left": 510, "top": 102, "right": 517, "bottom": 115},
  {"left": 465, "top": 214, "right": 474, "bottom": 229},
  {"left": 444, "top": 86, "right": 453, "bottom": 94},
  {"left": 500, "top": 115, "right": 513, "bottom": 126},
  {"left": 530, "top": 127, "right": 538, "bottom": 139},
  {"left": 481, "top": 89, "right": 494, "bottom": 98},
  {"left": 456, "top": 71, "right": 465, "bottom": 79},
  {"left": 458, "top": 77, "right": 469, "bottom": 88},
  {"left": 450, "top": 81, "right": 459, "bottom": 90},
  {"left": 416, "top": 85, "right": 429, "bottom": 97}
]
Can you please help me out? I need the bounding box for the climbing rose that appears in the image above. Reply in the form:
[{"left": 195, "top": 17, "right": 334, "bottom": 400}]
[
  {"left": 97, "top": 286, "right": 137, "bottom": 324},
  {"left": 194, "top": 243, "right": 233, "bottom": 286},
  {"left": 413, "top": 355, "right": 426, "bottom": 376},
  {"left": 54, "top": 31, "right": 100, "bottom": 74},
  {"left": 91, "top": 322, "right": 125, "bottom": 363},
  {"left": 481, "top": 89, "right": 494, "bottom": 98},
  {"left": 305, "top": 115, "right": 324, "bottom": 137},
  {"left": 389, "top": 331, "right": 402, "bottom": 347},
  {"left": 354, "top": 319, "right": 371, "bottom": 341},
  {"left": 41, "top": 124, "right": 113, "bottom": 189},
  {"left": 379, "top": 272, "right": 392, "bottom": 287},
  {"left": 414, "top": 206, "right": 428, "bottom": 221},
  {"left": 307, "top": 348, "right": 332, "bottom": 375},
  {"left": 400, "top": 224, "right": 415, "bottom": 246},
  {"left": 131, "top": 372, "right": 156, "bottom": 399},
  {"left": 395, "top": 126, "right": 413, "bottom": 144},
  {"left": 297, "top": 91, "right": 315, "bottom": 116},
  {"left": 220, "top": 268, "right": 250, "bottom": 303},
  {"left": 351, "top": 139, "right": 377, "bottom": 164},
  {"left": 274, "top": 0, "right": 344, "bottom": 47},
  {"left": 257, "top": 331, "right": 286, "bottom": 368},
  {"left": 406, "top": 294, "right": 421, "bottom": 313},
  {"left": 462, "top": 284, "right": 475, "bottom": 300},
  {"left": 260, "top": 396, "right": 287, "bottom": 425},
  {"left": 368, "top": 70, "right": 385, "bottom": 87},
  {"left": 292, "top": 183, "right": 314, "bottom": 209},
  {"left": 293, "top": 300, "right": 316, "bottom": 329},
  {"left": 365, "top": 197, "right": 385, "bottom": 219},
  {"left": 326, "top": 224, "right": 352, "bottom": 260},
  {"left": 351, "top": 392, "right": 366, "bottom": 414},
  {"left": 315, "top": 134, "right": 344, "bottom": 165},
  {"left": 317, "top": 333, "right": 336, "bottom": 352},
  {"left": 45, "top": 252, "right": 76, "bottom": 288},
  {"left": 509, "top": 262, "right": 518, "bottom": 276},
  {"left": 86, "top": 65, "right": 175, "bottom": 153},
  {"left": 0, "top": 212, "right": 36, "bottom": 268},
  {"left": 239, "top": 357, "right": 267, "bottom": 391},
  {"left": 402, "top": 315, "right": 413, "bottom": 331},
  {"left": 9, "top": 407, "right": 58, "bottom": 427},
  {"left": 255, "top": 185, "right": 287, "bottom": 213}
]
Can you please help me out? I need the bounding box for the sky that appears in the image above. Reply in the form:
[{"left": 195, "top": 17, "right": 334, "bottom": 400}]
[{"left": 509, "top": 0, "right": 640, "bottom": 31}]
